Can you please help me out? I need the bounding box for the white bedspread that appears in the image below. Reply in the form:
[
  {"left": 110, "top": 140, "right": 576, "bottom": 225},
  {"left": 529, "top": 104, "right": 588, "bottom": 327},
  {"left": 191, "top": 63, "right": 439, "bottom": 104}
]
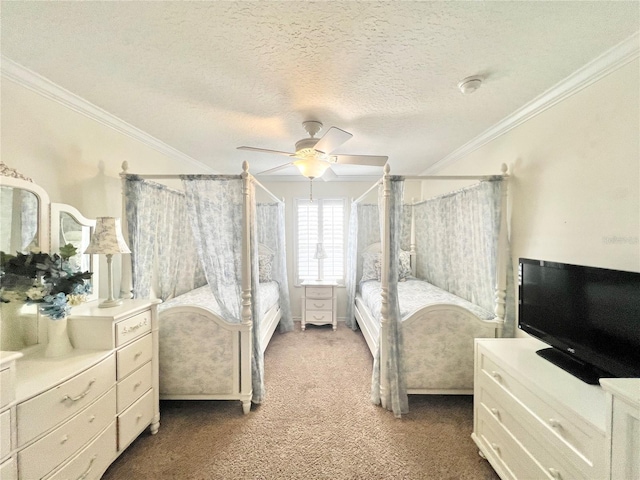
[
  {"left": 158, "top": 281, "right": 280, "bottom": 320},
  {"left": 360, "top": 278, "right": 494, "bottom": 323}
]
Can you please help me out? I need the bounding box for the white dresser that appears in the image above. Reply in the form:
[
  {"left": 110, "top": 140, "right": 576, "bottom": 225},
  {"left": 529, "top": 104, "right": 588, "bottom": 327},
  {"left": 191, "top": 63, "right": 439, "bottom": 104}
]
[
  {"left": 473, "top": 338, "right": 609, "bottom": 480},
  {"left": 0, "top": 351, "right": 22, "bottom": 480},
  {"left": 300, "top": 280, "right": 337, "bottom": 331},
  {"left": 2, "top": 299, "right": 159, "bottom": 480}
]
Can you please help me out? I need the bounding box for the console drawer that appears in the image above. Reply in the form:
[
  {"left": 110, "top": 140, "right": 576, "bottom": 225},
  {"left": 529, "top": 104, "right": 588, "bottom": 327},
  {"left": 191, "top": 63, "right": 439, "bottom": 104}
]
[
  {"left": 117, "top": 389, "right": 153, "bottom": 451},
  {"left": 116, "top": 310, "right": 152, "bottom": 347},
  {"left": 0, "top": 457, "right": 16, "bottom": 480},
  {"left": 0, "top": 410, "right": 10, "bottom": 459},
  {"left": 46, "top": 422, "right": 116, "bottom": 480},
  {"left": 117, "top": 334, "right": 152, "bottom": 380},
  {"left": 17, "top": 355, "right": 115, "bottom": 447},
  {"left": 117, "top": 362, "right": 152, "bottom": 413},
  {"left": 18, "top": 389, "right": 115, "bottom": 480},
  {"left": 0, "top": 367, "right": 14, "bottom": 409}
]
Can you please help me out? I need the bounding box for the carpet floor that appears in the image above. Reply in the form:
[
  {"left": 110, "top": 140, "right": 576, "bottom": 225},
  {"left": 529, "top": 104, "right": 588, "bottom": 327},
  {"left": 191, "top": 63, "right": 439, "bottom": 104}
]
[{"left": 102, "top": 322, "right": 499, "bottom": 479}]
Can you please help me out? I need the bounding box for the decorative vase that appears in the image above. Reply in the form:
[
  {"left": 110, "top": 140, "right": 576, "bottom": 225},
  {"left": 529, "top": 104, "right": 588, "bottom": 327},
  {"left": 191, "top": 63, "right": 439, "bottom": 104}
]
[{"left": 44, "top": 315, "right": 73, "bottom": 358}]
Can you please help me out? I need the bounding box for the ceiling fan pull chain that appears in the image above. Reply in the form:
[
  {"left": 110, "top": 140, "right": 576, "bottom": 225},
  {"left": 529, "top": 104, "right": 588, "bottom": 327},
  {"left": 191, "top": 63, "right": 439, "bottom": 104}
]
[{"left": 309, "top": 178, "right": 313, "bottom": 202}]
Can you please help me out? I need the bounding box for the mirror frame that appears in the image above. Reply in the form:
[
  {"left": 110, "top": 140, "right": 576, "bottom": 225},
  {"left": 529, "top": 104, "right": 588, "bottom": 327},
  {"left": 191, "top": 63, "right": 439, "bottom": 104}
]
[{"left": 51, "top": 203, "right": 99, "bottom": 302}]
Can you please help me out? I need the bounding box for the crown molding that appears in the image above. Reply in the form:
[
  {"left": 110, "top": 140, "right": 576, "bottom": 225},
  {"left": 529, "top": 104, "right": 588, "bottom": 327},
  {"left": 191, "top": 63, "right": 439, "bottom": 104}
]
[
  {"left": 1, "top": 55, "right": 215, "bottom": 173},
  {"left": 424, "top": 31, "right": 640, "bottom": 174}
]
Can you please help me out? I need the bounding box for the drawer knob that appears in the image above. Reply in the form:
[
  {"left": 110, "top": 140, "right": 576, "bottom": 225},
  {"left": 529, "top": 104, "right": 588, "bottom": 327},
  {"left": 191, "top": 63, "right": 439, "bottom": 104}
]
[
  {"left": 134, "top": 381, "right": 143, "bottom": 389},
  {"left": 134, "top": 351, "right": 143, "bottom": 359},
  {"left": 548, "top": 467, "right": 562, "bottom": 479},
  {"left": 136, "top": 413, "right": 144, "bottom": 422},
  {"left": 490, "top": 443, "right": 501, "bottom": 456},
  {"left": 89, "top": 415, "right": 96, "bottom": 423},
  {"left": 77, "top": 454, "right": 98, "bottom": 480},
  {"left": 491, "top": 371, "right": 502, "bottom": 381},
  {"left": 62, "top": 378, "right": 96, "bottom": 402},
  {"left": 490, "top": 407, "right": 500, "bottom": 419},
  {"left": 548, "top": 418, "right": 562, "bottom": 429},
  {"left": 61, "top": 434, "right": 69, "bottom": 444}
]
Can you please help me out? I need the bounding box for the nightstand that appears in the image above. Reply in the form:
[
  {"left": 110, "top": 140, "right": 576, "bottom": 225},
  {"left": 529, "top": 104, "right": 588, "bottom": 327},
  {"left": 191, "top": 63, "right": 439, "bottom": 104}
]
[{"left": 301, "top": 280, "right": 337, "bottom": 331}]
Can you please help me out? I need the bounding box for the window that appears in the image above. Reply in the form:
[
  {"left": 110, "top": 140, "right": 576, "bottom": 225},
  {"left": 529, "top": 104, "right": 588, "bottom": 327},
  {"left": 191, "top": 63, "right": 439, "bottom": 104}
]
[{"left": 294, "top": 197, "right": 346, "bottom": 285}]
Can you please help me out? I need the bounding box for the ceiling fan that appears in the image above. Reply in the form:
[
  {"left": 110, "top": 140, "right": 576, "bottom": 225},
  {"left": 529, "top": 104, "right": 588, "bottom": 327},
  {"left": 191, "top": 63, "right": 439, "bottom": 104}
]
[{"left": 237, "top": 121, "right": 388, "bottom": 181}]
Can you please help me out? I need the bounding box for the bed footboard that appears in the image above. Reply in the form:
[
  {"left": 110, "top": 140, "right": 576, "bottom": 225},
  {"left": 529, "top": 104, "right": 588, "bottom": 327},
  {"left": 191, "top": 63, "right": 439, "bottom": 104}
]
[{"left": 158, "top": 305, "right": 252, "bottom": 413}]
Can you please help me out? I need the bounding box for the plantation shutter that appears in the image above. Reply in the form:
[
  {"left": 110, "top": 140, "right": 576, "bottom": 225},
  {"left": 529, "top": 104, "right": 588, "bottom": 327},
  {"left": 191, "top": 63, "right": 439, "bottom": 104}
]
[{"left": 295, "top": 198, "right": 345, "bottom": 285}]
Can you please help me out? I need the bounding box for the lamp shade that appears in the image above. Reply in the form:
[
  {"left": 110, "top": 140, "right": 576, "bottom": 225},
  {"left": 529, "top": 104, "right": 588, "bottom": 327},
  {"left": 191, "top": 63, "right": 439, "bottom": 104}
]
[{"left": 84, "top": 217, "right": 131, "bottom": 255}]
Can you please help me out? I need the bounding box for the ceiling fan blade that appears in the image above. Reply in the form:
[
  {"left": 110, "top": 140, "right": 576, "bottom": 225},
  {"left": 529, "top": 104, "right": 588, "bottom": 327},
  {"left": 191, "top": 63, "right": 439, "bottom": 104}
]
[
  {"left": 320, "top": 166, "right": 338, "bottom": 182},
  {"left": 256, "top": 162, "right": 294, "bottom": 175},
  {"left": 333, "top": 154, "right": 388, "bottom": 166},
  {"left": 313, "top": 127, "right": 353, "bottom": 154},
  {"left": 237, "top": 146, "right": 295, "bottom": 157}
]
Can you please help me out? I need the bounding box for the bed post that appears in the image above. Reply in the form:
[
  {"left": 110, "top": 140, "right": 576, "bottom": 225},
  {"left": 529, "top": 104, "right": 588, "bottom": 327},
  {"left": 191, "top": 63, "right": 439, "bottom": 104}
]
[
  {"left": 379, "top": 164, "right": 392, "bottom": 408},
  {"left": 494, "top": 163, "right": 509, "bottom": 337},
  {"left": 410, "top": 197, "right": 417, "bottom": 277},
  {"left": 119, "top": 161, "right": 133, "bottom": 300},
  {"left": 240, "top": 161, "right": 253, "bottom": 414}
]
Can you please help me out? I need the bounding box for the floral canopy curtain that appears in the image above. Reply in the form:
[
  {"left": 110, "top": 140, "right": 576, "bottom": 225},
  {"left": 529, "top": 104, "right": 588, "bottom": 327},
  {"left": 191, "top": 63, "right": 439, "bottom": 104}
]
[
  {"left": 257, "top": 202, "right": 293, "bottom": 332},
  {"left": 181, "top": 175, "right": 265, "bottom": 403},
  {"left": 371, "top": 177, "right": 408, "bottom": 417},
  {"left": 124, "top": 176, "right": 204, "bottom": 300},
  {"left": 413, "top": 178, "right": 515, "bottom": 336}
]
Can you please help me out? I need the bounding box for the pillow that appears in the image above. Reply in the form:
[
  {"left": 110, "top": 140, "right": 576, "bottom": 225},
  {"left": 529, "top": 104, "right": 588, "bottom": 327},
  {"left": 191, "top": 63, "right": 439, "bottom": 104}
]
[
  {"left": 258, "top": 253, "right": 274, "bottom": 282},
  {"left": 398, "top": 250, "right": 412, "bottom": 281},
  {"left": 361, "top": 252, "right": 381, "bottom": 282}
]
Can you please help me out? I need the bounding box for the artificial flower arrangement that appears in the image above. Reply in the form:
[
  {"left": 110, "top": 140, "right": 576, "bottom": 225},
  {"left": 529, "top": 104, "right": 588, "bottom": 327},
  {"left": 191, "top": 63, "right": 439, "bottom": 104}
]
[{"left": 0, "top": 245, "right": 93, "bottom": 319}]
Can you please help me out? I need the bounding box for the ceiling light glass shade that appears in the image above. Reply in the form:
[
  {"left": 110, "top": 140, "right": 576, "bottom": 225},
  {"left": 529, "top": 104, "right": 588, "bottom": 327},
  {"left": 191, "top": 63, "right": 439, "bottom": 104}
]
[{"left": 293, "top": 158, "right": 331, "bottom": 179}]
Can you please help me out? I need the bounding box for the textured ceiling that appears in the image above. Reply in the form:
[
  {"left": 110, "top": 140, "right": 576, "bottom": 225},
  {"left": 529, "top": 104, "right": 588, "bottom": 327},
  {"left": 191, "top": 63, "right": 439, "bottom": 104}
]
[{"left": 1, "top": 1, "right": 639, "bottom": 179}]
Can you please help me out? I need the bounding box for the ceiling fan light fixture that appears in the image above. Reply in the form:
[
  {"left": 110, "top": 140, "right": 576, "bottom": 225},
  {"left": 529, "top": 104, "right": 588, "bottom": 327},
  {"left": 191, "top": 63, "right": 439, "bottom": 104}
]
[{"left": 293, "top": 158, "right": 331, "bottom": 179}]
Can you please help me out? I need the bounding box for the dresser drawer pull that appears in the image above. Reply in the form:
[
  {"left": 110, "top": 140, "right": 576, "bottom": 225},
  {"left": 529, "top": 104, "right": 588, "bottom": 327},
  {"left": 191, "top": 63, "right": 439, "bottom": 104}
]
[
  {"left": 548, "top": 418, "right": 562, "bottom": 429},
  {"left": 490, "top": 443, "right": 501, "bottom": 456},
  {"left": 490, "top": 371, "right": 502, "bottom": 381},
  {"left": 62, "top": 379, "right": 96, "bottom": 402},
  {"left": 490, "top": 407, "right": 501, "bottom": 419},
  {"left": 134, "top": 381, "right": 143, "bottom": 389},
  {"left": 89, "top": 415, "right": 96, "bottom": 423},
  {"left": 313, "top": 303, "right": 324, "bottom": 308},
  {"left": 313, "top": 315, "right": 324, "bottom": 320},
  {"left": 548, "top": 467, "right": 562, "bottom": 479},
  {"left": 134, "top": 351, "right": 143, "bottom": 359},
  {"left": 60, "top": 434, "right": 69, "bottom": 444},
  {"left": 77, "top": 454, "right": 98, "bottom": 480},
  {"left": 136, "top": 413, "right": 144, "bottom": 421}
]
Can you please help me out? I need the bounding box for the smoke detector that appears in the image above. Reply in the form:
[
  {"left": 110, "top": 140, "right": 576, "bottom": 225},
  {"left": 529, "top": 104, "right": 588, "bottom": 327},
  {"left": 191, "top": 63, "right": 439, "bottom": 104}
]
[{"left": 458, "top": 76, "right": 483, "bottom": 95}]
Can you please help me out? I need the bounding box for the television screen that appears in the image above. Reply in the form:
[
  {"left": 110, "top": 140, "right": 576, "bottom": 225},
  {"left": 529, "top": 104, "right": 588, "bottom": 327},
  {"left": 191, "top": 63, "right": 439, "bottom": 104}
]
[{"left": 518, "top": 258, "right": 640, "bottom": 383}]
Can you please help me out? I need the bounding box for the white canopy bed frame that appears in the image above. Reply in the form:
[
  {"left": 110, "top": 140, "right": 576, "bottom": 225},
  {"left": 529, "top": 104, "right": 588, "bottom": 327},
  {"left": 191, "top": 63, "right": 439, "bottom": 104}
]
[
  {"left": 352, "top": 164, "right": 510, "bottom": 409},
  {"left": 119, "top": 161, "right": 287, "bottom": 414}
]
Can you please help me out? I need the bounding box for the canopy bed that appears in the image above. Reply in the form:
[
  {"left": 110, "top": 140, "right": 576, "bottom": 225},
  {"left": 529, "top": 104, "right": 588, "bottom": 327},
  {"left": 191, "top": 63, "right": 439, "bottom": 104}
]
[
  {"left": 120, "top": 161, "right": 293, "bottom": 414},
  {"left": 345, "top": 164, "right": 511, "bottom": 417}
]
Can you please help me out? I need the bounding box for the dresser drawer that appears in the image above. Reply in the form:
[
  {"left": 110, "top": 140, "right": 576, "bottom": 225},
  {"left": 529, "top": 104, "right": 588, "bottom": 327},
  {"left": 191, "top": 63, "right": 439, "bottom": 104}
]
[
  {"left": 116, "top": 310, "right": 152, "bottom": 347},
  {"left": 117, "top": 334, "right": 153, "bottom": 380},
  {"left": 117, "top": 389, "right": 153, "bottom": 451},
  {"left": 0, "top": 410, "right": 10, "bottom": 459},
  {"left": 479, "top": 352, "right": 603, "bottom": 472},
  {"left": 0, "top": 368, "right": 14, "bottom": 409},
  {"left": 305, "top": 311, "right": 333, "bottom": 324},
  {"left": 305, "top": 298, "right": 332, "bottom": 311},
  {"left": 117, "top": 362, "right": 152, "bottom": 413},
  {"left": 18, "top": 388, "right": 115, "bottom": 480},
  {"left": 0, "top": 457, "right": 16, "bottom": 480},
  {"left": 17, "top": 355, "right": 115, "bottom": 447},
  {"left": 305, "top": 286, "right": 332, "bottom": 299},
  {"left": 476, "top": 402, "right": 548, "bottom": 480},
  {"left": 46, "top": 422, "right": 116, "bottom": 480}
]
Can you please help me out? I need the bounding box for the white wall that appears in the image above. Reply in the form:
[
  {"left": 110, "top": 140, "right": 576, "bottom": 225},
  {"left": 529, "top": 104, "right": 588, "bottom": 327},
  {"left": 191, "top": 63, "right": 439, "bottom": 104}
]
[{"left": 422, "top": 59, "right": 640, "bottom": 334}]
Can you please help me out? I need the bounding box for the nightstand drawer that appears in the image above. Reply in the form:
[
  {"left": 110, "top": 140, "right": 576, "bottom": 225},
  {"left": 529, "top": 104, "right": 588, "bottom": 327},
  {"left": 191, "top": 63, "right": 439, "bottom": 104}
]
[
  {"left": 305, "top": 286, "right": 333, "bottom": 299},
  {"left": 305, "top": 298, "right": 332, "bottom": 311},
  {"left": 117, "top": 334, "right": 153, "bottom": 380},
  {"left": 305, "top": 311, "right": 333, "bottom": 324},
  {"left": 0, "top": 410, "right": 10, "bottom": 459},
  {"left": 116, "top": 310, "right": 151, "bottom": 347}
]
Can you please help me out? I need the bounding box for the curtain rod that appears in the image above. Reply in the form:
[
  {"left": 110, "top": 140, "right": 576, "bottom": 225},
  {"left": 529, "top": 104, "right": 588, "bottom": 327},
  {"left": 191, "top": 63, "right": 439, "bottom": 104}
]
[{"left": 403, "top": 164, "right": 508, "bottom": 181}]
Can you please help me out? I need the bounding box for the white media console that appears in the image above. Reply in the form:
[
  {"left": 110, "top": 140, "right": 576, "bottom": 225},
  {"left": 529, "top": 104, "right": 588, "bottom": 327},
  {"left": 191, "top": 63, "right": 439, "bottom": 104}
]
[{"left": 473, "top": 337, "right": 639, "bottom": 480}]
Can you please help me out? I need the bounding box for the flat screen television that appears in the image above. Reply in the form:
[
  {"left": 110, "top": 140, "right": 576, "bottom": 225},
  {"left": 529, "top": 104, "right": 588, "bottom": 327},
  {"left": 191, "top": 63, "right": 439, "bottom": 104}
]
[{"left": 518, "top": 258, "right": 640, "bottom": 384}]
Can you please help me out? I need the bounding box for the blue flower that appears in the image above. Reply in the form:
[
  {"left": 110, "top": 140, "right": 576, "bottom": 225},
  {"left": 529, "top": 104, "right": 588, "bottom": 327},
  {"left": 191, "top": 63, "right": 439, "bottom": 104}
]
[{"left": 40, "top": 293, "right": 71, "bottom": 320}]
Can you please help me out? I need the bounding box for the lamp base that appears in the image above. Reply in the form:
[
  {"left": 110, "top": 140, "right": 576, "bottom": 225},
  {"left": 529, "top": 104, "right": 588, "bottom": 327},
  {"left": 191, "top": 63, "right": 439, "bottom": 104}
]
[{"left": 98, "top": 298, "right": 123, "bottom": 308}]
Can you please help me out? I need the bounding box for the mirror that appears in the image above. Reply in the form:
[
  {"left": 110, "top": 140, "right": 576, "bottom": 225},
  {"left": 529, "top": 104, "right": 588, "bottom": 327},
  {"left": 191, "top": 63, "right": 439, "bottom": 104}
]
[
  {"left": 51, "top": 203, "right": 99, "bottom": 302},
  {"left": 0, "top": 167, "right": 50, "bottom": 351}
]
